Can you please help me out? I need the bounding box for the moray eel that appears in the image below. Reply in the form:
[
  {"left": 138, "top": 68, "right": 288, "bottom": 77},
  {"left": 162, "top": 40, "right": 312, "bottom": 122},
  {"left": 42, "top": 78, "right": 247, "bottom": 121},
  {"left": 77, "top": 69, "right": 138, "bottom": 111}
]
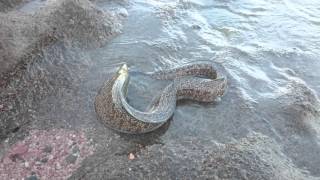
[
  {"left": 95, "top": 62, "right": 227, "bottom": 134},
  {"left": 95, "top": 64, "right": 163, "bottom": 134}
]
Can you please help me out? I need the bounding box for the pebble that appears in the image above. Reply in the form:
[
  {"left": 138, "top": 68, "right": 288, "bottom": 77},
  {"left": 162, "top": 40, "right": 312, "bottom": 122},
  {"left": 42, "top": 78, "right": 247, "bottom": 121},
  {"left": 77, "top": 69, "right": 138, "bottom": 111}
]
[
  {"left": 128, "top": 153, "right": 135, "bottom": 160},
  {"left": 24, "top": 162, "right": 29, "bottom": 168},
  {"left": 48, "top": 155, "right": 54, "bottom": 160},
  {"left": 118, "top": 8, "right": 128, "bottom": 17},
  {"left": 35, "top": 161, "right": 42, "bottom": 166},
  {"left": 55, "top": 163, "right": 61, "bottom": 170},
  {"left": 68, "top": 140, "right": 73, "bottom": 146}
]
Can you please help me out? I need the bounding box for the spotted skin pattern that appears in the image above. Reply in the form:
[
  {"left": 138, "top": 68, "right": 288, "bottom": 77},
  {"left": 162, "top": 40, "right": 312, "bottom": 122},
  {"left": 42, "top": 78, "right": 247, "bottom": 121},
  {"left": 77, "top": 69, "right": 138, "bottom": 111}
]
[
  {"left": 146, "top": 61, "right": 218, "bottom": 80},
  {"left": 95, "top": 68, "right": 163, "bottom": 134},
  {"left": 95, "top": 62, "right": 227, "bottom": 134}
]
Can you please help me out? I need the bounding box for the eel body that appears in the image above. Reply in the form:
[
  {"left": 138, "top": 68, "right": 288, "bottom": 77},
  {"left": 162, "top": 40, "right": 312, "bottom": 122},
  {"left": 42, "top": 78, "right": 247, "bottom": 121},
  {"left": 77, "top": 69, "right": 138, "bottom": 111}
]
[
  {"left": 95, "top": 62, "right": 227, "bottom": 134},
  {"left": 95, "top": 64, "right": 163, "bottom": 134},
  {"left": 145, "top": 61, "right": 218, "bottom": 80}
]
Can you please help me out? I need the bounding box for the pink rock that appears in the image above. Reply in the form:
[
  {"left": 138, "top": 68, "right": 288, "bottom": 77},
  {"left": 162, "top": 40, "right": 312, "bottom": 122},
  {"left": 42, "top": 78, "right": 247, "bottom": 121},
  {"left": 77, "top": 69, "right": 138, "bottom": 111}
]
[
  {"left": 0, "top": 129, "right": 94, "bottom": 179},
  {"left": 10, "top": 144, "right": 29, "bottom": 155}
]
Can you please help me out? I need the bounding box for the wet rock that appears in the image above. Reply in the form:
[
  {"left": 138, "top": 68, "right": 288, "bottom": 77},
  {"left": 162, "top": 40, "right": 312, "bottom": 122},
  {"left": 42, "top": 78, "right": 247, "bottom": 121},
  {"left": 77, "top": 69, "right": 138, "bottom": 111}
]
[
  {"left": 0, "top": 0, "right": 121, "bottom": 77},
  {"left": 0, "top": 10, "right": 57, "bottom": 140},
  {"left": 0, "top": 0, "right": 26, "bottom": 12},
  {"left": 70, "top": 132, "right": 316, "bottom": 179},
  {"left": 47, "top": 0, "right": 122, "bottom": 48},
  {"left": 0, "top": 129, "right": 94, "bottom": 179},
  {"left": 265, "top": 80, "right": 320, "bottom": 136},
  {"left": 118, "top": 8, "right": 128, "bottom": 17},
  {"left": 0, "top": 12, "right": 54, "bottom": 78},
  {"left": 191, "top": 24, "right": 201, "bottom": 30},
  {"left": 270, "top": 80, "right": 320, "bottom": 175},
  {"left": 0, "top": 0, "right": 124, "bottom": 140}
]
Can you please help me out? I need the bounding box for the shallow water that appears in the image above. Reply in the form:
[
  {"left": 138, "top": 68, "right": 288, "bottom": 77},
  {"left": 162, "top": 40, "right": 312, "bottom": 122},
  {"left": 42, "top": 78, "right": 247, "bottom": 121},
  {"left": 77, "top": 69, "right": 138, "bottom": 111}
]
[{"left": 1, "top": 0, "right": 320, "bottom": 178}]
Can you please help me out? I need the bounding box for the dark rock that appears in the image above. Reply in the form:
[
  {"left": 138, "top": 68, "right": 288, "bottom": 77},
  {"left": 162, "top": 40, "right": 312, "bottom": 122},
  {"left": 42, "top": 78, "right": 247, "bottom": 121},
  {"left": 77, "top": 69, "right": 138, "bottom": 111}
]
[
  {"left": 40, "top": 157, "right": 48, "bottom": 163},
  {"left": 25, "top": 175, "right": 38, "bottom": 180},
  {"left": 0, "top": 0, "right": 26, "bottom": 12},
  {"left": 9, "top": 154, "right": 24, "bottom": 162},
  {"left": 0, "top": 0, "right": 123, "bottom": 141},
  {"left": 72, "top": 145, "right": 80, "bottom": 154},
  {"left": 43, "top": 145, "right": 52, "bottom": 153},
  {"left": 191, "top": 24, "right": 201, "bottom": 30},
  {"left": 65, "top": 154, "right": 78, "bottom": 164},
  {"left": 70, "top": 133, "right": 315, "bottom": 179}
]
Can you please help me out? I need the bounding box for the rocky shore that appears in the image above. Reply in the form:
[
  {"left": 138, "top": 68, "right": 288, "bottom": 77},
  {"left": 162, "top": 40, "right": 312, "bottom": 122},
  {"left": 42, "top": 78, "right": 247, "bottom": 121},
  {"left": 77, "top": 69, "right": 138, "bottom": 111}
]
[{"left": 1, "top": 0, "right": 320, "bottom": 179}]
